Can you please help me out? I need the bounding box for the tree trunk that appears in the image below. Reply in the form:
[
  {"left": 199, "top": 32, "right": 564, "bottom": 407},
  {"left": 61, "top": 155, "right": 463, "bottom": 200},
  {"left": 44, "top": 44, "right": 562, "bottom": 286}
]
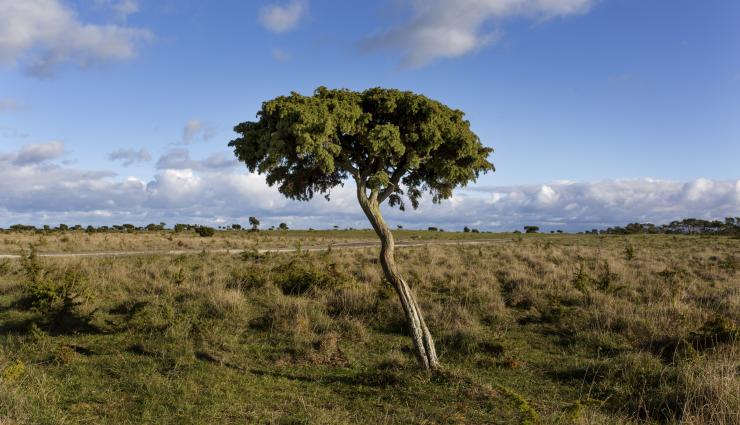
[{"left": 356, "top": 185, "right": 440, "bottom": 371}]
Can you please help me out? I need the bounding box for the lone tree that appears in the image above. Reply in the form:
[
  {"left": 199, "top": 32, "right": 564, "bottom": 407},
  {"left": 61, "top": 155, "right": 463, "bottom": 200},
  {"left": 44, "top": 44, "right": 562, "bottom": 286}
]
[
  {"left": 229, "top": 87, "right": 493, "bottom": 370},
  {"left": 248, "top": 216, "right": 260, "bottom": 231}
]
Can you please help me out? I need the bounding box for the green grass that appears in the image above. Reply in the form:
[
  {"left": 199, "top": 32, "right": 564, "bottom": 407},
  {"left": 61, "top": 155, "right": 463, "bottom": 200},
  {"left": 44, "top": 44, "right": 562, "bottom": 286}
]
[{"left": 1, "top": 234, "right": 738, "bottom": 424}]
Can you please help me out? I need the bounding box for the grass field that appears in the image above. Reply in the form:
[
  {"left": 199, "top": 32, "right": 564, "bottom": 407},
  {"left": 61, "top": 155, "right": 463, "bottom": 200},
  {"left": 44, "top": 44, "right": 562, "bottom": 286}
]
[
  {"left": 0, "top": 232, "right": 738, "bottom": 424},
  {"left": 0, "top": 229, "right": 505, "bottom": 255}
]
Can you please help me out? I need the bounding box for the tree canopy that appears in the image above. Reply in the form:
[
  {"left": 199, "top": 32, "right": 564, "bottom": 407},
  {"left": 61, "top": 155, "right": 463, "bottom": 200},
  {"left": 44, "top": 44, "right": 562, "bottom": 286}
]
[{"left": 229, "top": 87, "right": 493, "bottom": 210}]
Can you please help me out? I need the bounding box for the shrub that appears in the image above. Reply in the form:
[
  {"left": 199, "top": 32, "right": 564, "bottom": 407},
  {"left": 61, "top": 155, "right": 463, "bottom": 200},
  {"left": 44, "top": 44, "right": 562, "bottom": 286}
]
[
  {"left": 195, "top": 226, "right": 215, "bottom": 237},
  {"left": 624, "top": 244, "right": 635, "bottom": 261},
  {"left": 21, "top": 248, "right": 89, "bottom": 316},
  {"left": 278, "top": 266, "right": 342, "bottom": 295}
]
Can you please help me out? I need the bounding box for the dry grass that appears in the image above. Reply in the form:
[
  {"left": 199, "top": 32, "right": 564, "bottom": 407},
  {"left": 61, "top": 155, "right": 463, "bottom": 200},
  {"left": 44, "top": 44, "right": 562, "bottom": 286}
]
[{"left": 0, "top": 233, "right": 737, "bottom": 424}]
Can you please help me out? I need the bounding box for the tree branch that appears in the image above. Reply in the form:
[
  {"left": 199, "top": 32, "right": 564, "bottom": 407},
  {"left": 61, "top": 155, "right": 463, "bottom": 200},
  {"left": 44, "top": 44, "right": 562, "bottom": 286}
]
[{"left": 378, "top": 160, "right": 408, "bottom": 204}]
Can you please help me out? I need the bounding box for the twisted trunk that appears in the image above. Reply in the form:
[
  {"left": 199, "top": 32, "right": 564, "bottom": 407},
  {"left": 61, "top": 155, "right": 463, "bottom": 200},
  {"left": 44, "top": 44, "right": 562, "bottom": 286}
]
[{"left": 356, "top": 184, "right": 440, "bottom": 370}]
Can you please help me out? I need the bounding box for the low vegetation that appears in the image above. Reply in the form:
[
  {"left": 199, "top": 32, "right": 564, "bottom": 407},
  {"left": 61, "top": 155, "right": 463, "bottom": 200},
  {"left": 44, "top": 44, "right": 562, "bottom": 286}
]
[{"left": 0, "top": 233, "right": 737, "bottom": 424}]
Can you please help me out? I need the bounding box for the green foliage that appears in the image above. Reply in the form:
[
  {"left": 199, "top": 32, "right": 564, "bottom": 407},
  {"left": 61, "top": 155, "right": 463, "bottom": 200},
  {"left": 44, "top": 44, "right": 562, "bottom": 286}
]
[
  {"left": 276, "top": 260, "right": 345, "bottom": 295},
  {"left": 689, "top": 316, "right": 738, "bottom": 350},
  {"left": 624, "top": 243, "right": 635, "bottom": 261},
  {"left": 229, "top": 87, "right": 494, "bottom": 209},
  {"left": 195, "top": 226, "right": 215, "bottom": 237},
  {"left": 20, "top": 247, "right": 89, "bottom": 316}
]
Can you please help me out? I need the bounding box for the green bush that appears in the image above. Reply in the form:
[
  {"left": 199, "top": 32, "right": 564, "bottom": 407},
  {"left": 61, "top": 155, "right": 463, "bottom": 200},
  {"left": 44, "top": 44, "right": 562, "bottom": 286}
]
[
  {"left": 195, "top": 226, "right": 215, "bottom": 237},
  {"left": 276, "top": 260, "right": 345, "bottom": 295},
  {"left": 21, "top": 248, "right": 89, "bottom": 316}
]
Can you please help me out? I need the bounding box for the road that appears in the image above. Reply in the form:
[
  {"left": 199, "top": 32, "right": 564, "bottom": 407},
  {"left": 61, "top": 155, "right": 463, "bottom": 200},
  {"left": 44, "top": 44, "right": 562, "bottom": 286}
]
[{"left": 0, "top": 238, "right": 511, "bottom": 260}]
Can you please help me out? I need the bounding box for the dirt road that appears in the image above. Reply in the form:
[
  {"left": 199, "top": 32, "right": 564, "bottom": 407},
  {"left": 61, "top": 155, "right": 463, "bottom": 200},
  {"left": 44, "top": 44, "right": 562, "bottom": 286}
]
[{"left": 0, "top": 238, "right": 511, "bottom": 259}]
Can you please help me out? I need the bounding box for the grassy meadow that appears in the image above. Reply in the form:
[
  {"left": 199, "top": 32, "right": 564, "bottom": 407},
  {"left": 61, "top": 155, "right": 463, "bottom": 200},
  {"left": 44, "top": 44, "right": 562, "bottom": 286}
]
[{"left": 0, "top": 231, "right": 738, "bottom": 424}]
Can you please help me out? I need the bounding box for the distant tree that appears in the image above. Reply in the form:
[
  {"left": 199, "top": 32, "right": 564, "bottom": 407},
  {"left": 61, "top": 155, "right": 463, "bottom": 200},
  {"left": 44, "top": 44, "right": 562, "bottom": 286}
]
[
  {"left": 333, "top": 225, "right": 339, "bottom": 230},
  {"left": 279, "top": 222, "right": 289, "bottom": 230},
  {"left": 471, "top": 228, "right": 480, "bottom": 233},
  {"left": 229, "top": 87, "right": 493, "bottom": 370},
  {"left": 463, "top": 226, "right": 470, "bottom": 233},
  {"left": 249, "top": 216, "right": 260, "bottom": 231},
  {"left": 58, "top": 224, "right": 69, "bottom": 231},
  {"left": 556, "top": 230, "right": 563, "bottom": 234},
  {"left": 397, "top": 225, "right": 403, "bottom": 230},
  {"left": 524, "top": 226, "right": 539, "bottom": 234},
  {"left": 428, "top": 227, "right": 438, "bottom": 232},
  {"left": 231, "top": 224, "right": 242, "bottom": 230}
]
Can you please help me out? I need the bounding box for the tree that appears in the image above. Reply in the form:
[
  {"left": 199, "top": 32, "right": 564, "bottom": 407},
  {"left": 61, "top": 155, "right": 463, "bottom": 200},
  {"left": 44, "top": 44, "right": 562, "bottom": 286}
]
[
  {"left": 278, "top": 222, "right": 289, "bottom": 230},
  {"left": 524, "top": 225, "right": 539, "bottom": 233},
  {"left": 229, "top": 87, "right": 493, "bottom": 370},
  {"left": 248, "top": 216, "right": 260, "bottom": 231},
  {"left": 463, "top": 226, "right": 470, "bottom": 233}
]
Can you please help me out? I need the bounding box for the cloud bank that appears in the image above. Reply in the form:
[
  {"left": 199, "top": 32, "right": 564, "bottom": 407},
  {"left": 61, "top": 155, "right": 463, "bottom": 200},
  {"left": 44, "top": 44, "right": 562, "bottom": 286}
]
[
  {"left": 108, "top": 148, "right": 151, "bottom": 166},
  {"left": 362, "top": 0, "right": 593, "bottom": 67},
  {"left": 1, "top": 143, "right": 737, "bottom": 230},
  {"left": 0, "top": 0, "right": 151, "bottom": 77}
]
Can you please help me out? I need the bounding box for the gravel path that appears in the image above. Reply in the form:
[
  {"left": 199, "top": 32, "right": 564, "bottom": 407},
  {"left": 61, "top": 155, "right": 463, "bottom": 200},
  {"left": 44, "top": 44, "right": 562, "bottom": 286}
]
[{"left": 0, "top": 238, "right": 511, "bottom": 259}]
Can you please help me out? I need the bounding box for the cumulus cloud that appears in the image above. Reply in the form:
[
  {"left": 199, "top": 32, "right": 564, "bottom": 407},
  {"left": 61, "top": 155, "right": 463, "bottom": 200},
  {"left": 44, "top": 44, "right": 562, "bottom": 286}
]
[
  {"left": 258, "top": 0, "right": 307, "bottom": 33},
  {"left": 0, "top": 144, "right": 737, "bottom": 229},
  {"left": 6, "top": 141, "right": 66, "bottom": 165},
  {"left": 182, "top": 119, "right": 215, "bottom": 143},
  {"left": 362, "top": 0, "right": 593, "bottom": 67},
  {"left": 0, "top": 0, "right": 151, "bottom": 77},
  {"left": 156, "top": 149, "right": 238, "bottom": 171},
  {"left": 108, "top": 147, "right": 151, "bottom": 166},
  {"left": 111, "top": 0, "right": 139, "bottom": 21}
]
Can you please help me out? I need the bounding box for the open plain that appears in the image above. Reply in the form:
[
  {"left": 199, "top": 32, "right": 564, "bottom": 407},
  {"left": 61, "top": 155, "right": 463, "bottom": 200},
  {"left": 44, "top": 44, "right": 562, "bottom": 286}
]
[{"left": 0, "top": 230, "right": 737, "bottom": 424}]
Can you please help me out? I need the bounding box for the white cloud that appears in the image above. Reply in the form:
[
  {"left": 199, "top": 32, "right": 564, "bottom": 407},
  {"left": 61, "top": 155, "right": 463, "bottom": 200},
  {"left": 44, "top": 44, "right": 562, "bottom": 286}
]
[
  {"left": 258, "top": 0, "right": 307, "bottom": 33},
  {"left": 111, "top": 0, "right": 139, "bottom": 21},
  {"left": 108, "top": 147, "right": 151, "bottom": 166},
  {"left": 0, "top": 0, "right": 151, "bottom": 77},
  {"left": 182, "top": 119, "right": 215, "bottom": 143},
  {"left": 362, "top": 0, "right": 593, "bottom": 67},
  {"left": 156, "top": 148, "right": 238, "bottom": 171},
  {"left": 1, "top": 143, "right": 738, "bottom": 229},
  {"left": 10, "top": 141, "right": 65, "bottom": 165}
]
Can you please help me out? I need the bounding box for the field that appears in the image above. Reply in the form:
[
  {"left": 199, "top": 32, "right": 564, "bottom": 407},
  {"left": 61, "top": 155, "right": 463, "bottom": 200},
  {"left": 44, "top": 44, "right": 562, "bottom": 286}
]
[{"left": 0, "top": 231, "right": 738, "bottom": 424}]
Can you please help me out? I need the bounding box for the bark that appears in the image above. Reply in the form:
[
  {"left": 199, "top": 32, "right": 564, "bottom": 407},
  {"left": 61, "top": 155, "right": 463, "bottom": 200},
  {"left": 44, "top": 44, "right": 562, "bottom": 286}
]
[{"left": 356, "top": 184, "right": 440, "bottom": 370}]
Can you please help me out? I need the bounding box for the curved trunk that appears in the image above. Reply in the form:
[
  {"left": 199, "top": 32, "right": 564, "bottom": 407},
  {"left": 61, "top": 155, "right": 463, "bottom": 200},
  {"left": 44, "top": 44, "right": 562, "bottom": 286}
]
[{"left": 356, "top": 185, "right": 440, "bottom": 370}]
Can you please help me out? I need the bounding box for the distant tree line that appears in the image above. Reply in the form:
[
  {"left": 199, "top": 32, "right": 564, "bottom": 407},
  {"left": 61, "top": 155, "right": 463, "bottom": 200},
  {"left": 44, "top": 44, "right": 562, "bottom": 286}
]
[
  {"left": 0, "top": 217, "right": 287, "bottom": 234},
  {"left": 3, "top": 217, "right": 738, "bottom": 235},
  {"left": 596, "top": 217, "right": 740, "bottom": 236}
]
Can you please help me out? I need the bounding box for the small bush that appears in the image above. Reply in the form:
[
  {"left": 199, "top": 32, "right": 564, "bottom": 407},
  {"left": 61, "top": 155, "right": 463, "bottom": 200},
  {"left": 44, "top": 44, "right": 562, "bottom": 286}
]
[
  {"left": 195, "top": 226, "right": 215, "bottom": 237},
  {"left": 276, "top": 261, "right": 345, "bottom": 295},
  {"left": 21, "top": 247, "right": 89, "bottom": 316},
  {"left": 227, "top": 268, "right": 269, "bottom": 292}
]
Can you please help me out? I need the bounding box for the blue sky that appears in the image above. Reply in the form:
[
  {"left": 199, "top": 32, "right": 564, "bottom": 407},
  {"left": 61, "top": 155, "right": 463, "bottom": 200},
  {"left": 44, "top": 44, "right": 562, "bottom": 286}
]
[{"left": 0, "top": 0, "right": 738, "bottom": 230}]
